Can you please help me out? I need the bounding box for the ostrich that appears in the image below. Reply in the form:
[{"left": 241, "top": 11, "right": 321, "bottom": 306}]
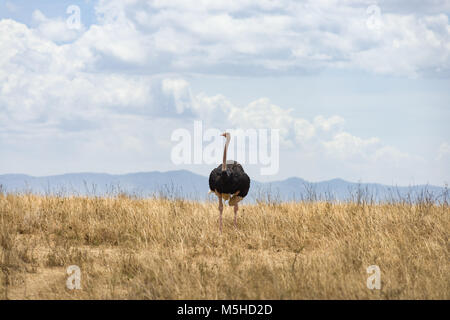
[{"left": 209, "top": 132, "right": 250, "bottom": 233}]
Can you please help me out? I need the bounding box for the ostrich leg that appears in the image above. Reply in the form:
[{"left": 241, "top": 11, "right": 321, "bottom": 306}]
[
  {"left": 233, "top": 203, "right": 239, "bottom": 228},
  {"left": 218, "top": 195, "right": 223, "bottom": 233}
]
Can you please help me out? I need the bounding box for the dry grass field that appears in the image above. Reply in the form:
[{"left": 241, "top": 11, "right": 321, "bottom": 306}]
[{"left": 0, "top": 192, "right": 448, "bottom": 299}]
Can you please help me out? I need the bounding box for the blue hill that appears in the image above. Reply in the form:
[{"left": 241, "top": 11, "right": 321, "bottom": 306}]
[{"left": 0, "top": 170, "right": 446, "bottom": 203}]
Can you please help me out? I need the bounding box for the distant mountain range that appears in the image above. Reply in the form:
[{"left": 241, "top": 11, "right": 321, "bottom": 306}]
[{"left": 0, "top": 170, "right": 446, "bottom": 203}]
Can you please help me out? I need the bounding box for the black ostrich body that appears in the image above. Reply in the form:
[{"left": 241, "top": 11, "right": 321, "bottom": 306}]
[{"left": 209, "top": 161, "right": 250, "bottom": 198}]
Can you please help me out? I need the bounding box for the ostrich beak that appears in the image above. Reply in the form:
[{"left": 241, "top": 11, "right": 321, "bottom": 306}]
[{"left": 220, "top": 133, "right": 226, "bottom": 137}]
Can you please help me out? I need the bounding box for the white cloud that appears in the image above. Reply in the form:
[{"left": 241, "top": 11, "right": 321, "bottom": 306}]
[
  {"left": 322, "top": 132, "right": 381, "bottom": 160},
  {"left": 437, "top": 142, "right": 450, "bottom": 160},
  {"left": 191, "top": 92, "right": 409, "bottom": 169},
  {"left": 0, "top": 19, "right": 198, "bottom": 129},
  {"left": 16, "top": 0, "right": 445, "bottom": 77},
  {"left": 162, "top": 78, "right": 193, "bottom": 114},
  {"left": 32, "top": 10, "right": 85, "bottom": 43},
  {"left": 134, "top": 0, "right": 449, "bottom": 77},
  {"left": 313, "top": 115, "right": 345, "bottom": 132},
  {"left": 1, "top": 1, "right": 443, "bottom": 78}
]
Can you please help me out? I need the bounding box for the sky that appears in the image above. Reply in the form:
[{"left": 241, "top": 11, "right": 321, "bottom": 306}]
[{"left": 0, "top": 0, "right": 449, "bottom": 185}]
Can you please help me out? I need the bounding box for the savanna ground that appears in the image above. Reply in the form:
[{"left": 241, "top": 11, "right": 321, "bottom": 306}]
[{"left": 0, "top": 191, "right": 448, "bottom": 299}]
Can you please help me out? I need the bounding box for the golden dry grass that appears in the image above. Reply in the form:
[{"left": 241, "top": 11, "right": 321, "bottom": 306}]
[{"left": 0, "top": 193, "right": 448, "bottom": 299}]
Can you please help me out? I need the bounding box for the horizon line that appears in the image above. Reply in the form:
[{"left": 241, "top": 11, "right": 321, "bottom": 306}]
[{"left": 0, "top": 170, "right": 445, "bottom": 188}]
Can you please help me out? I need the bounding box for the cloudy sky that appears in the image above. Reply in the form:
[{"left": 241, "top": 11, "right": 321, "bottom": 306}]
[{"left": 1, "top": 0, "right": 449, "bottom": 185}]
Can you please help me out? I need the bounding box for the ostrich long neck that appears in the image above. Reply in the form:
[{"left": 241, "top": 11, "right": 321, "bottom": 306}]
[{"left": 222, "top": 136, "right": 230, "bottom": 171}]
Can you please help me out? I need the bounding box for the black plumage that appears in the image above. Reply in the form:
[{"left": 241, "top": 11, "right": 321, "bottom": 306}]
[{"left": 209, "top": 161, "right": 250, "bottom": 198}]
